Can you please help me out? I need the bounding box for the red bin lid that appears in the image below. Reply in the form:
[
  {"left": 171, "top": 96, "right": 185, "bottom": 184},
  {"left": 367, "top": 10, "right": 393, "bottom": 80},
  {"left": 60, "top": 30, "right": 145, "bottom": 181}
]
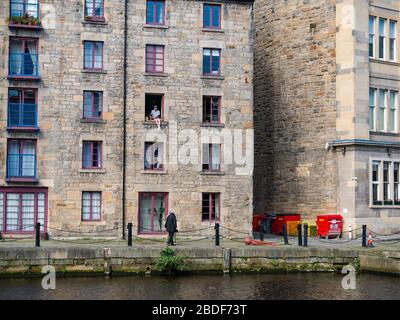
[{"left": 316, "top": 214, "right": 343, "bottom": 220}]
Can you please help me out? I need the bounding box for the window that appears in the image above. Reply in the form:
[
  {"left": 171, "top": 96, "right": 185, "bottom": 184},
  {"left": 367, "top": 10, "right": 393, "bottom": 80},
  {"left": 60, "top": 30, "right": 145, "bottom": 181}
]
[
  {"left": 203, "top": 48, "right": 220, "bottom": 76},
  {"left": 145, "top": 94, "right": 163, "bottom": 121},
  {"left": 203, "top": 3, "right": 221, "bottom": 29},
  {"left": 145, "top": 45, "right": 164, "bottom": 73},
  {"left": 82, "top": 141, "right": 102, "bottom": 169},
  {"left": 378, "top": 89, "right": 386, "bottom": 131},
  {"left": 202, "top": 144, "right": 221, "bottom": 172},
  {"left": 83, "top": 91, "right": 103, "bottom": 119},
  {"left": 144, "top": 142, "right": 164, "bottom": 170},
  {"left": 389, "top": 20, "right": 396, "bottom": 61},
  {"left": 202, "top": 193, "right": 220, "bottom": 221},
  {"left": 369, "top": 16, "right": 376, "bottom": 58},
  {"left": 369, "top": 88, "right": 376, "bottom": 130},
  {"left": 379, "top": 18, "right": 386, "bottom": 59},
  {"left": 203, "top": 96, "right": 220, "bottom": 124},
  {"left": 7, "top": 139, "right": 36, "bottom": 179},
  {"left": 146, "top": 0, "right": 165, "bottom": 25},
  {"left": 9, "top": 37, "right": 38, "bottom": 78},
  {"left": 138, "top": 192, "right": 168, "bottom": 233},
  {"left": 84, "top": 0, "right": 104, "bottom": 20},
  {"left": 84, "top": 41, "right": 103, "bottom": 70},
  {"left": 389, "top": 91, "right": 397, "bottom": 132},
  {"left": 82, "top": 192, "right": 101, "bottom": 221},
  {"left": 371, "top": 160, "right": 400, "bottom": 206},
  {"left": 0, "top": 188, "right": 47, "bottom": 234},
  {"left": 10, "top": 0, "right": 39, "bottom": 19},
  {"left": 8, "top": 88, "right": 37, "bottom": 128}
]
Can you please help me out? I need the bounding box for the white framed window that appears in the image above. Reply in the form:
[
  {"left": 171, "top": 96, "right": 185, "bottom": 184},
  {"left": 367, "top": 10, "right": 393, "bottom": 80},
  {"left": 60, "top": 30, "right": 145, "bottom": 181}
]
[
  {"left": 379, "top": 18, "right": 386, "bottom": 59},
  {"left": 369, "top": 16, "right": 376, "bottom": 58},
  {"left": 389, "top": 90, "right": 397, "bottom": 132},
  {"left": 389, "top": 20, "right": 397, "bottom": 61},
  {"left": 370, "top": 159, "right": 400, "bottom": 206},
  {"left": 369, "top": 88, "right": 376, "bottom": 130},
  {"left": 378, "top": 89, "right": 386, "bottom": 131}
]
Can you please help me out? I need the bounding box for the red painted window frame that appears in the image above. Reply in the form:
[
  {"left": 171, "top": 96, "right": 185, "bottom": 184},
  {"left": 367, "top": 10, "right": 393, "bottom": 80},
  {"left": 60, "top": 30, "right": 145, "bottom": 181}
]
[
  {"left": 201, "top": 192, "right": 220, "bottom": 222},
  {"left": 146, "top": 0, "right": 165, "bottom": 25},
  {"left": 203, "top": 143, "right": 221, "bottom": 172},
  {"left": 83, "top": 41, "right": 104, "bottom": 70},
  {"left": 138, "top": 192, "right": 168, "bottom": 234},
  {"left": 83, "top": 91, "right": 103, "bottom": 119},
  {"left": 8, "top": 87, "right": 38, "bottom": 129},
  {"left": 203, "top": 3, "right": 221, "bottom": 29},
  {"left": 81, "top": 191, "right": 102, "bottom": 221},
  {"left": 84, "top": 0, "right": 105, "bottom": 21},
  {"left": 203, "top": 96, "right": 221, "bottom": 124},
  {"left": 82, "top": 141, "right": 103, "bottom": 169},
  {"left": 203, "top": 48, "right": 221, "bottom": 76},
  {"left": 145, "top": 44, "right": 164, "bottom": 73},
  {"left": 0, "top": 187, "right": 48, "bottom": 235}
]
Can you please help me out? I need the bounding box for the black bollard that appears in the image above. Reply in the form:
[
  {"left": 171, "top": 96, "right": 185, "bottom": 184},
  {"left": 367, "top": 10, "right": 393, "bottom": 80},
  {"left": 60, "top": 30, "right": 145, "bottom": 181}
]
[
  {"left": 0, "top": 232, "right": 2, "bottom": 241},
  {"left": 297, "top": 223, "right": 302, "bottom": 246},
  {"left": 303, "top": 224, "right": 308, "bottom": 247},
  {"left": 362, "top": 225, "right": 367, "bottom": 247},
  {"left": 215, "top": 223, "right": 220, "bottom": 246},
  {"left": 282, "top": 224, "right": 289, "bottom": 245},
  {"left": 35, "top": 222, "right": 40, "bottom": 247},
  {"left": 127, "top": 223, "right": 133, "bottom": 247},
  {"left": 259, "top": 229, "right": 264, "bottom": 241}
]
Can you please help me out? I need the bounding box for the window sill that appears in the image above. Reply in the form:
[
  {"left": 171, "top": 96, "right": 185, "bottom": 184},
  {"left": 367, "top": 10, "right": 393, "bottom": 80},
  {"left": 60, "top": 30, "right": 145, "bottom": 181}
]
[
  {"left": 370, "top": 58, "right": 400, "bottom": 67},
  {"left": 370, "top": 131, "right": 400, "bottom": 137},
  {"left": 80, "top": 118, "right": 107, "bottom": 124},
  {"left": 8, "top": 23, "right": 42, "bottom": 30},
  {"left": 200, "top": 123, "right": 225, "bottom": 128},
  {"left": 202, "top": 28, "right": 224, "bottom": 33},
  {"left": 143, "top": 24, "right": 169, "bottom": 29},
  {"left": 369, "top": 205, "right": 400, "bottom": 209},
  {"left": 144, "top": 72, "right": 168, "bottom": 77},
  {"left": 201, "top": 75, "right": 224, "bottom": 80},
  {"left": 6, "top": 177, "right": 38, "bottom": 183},
  {"left": 82, "top": 19, "right": 108, "bottom": 25},
  {"left": 143, "top": 121, "right": 168, "bottom": 128},
  {"left": 81, "top": 69, "right": 108, "bottom": 74},
  {"left": 7, "top": 126, "right": 40, "bottom": 133},
  {"left": 200, "top": 171, "right": 225, "bottom": 176},
  {"left": 8, "top": 76, "right": 41, "bottom": 81},
  {"left": 79, "top": 169, "right": 106, "bottom": 174},
  {"left": 141, "top": 170, "right": 167, "bottom": 175}
]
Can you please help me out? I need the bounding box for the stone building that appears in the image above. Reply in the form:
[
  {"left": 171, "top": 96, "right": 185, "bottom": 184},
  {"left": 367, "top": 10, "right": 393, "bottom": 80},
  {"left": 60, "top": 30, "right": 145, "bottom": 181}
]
[
  {"left": 254, "top": 0, "right": 400, "bottom": 233},
  {"left": 0, "top": 0, "right": 254, "bottom": 238}
]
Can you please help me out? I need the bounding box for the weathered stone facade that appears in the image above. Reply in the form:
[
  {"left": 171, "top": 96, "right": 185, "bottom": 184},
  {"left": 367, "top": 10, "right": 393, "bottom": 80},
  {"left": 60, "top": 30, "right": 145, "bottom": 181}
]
[
  {"left": 254, "top": 0, "right": 400, "bottom": 233},
  {"left": 0, "top": 0, "right": 254, "bottom": 237}
]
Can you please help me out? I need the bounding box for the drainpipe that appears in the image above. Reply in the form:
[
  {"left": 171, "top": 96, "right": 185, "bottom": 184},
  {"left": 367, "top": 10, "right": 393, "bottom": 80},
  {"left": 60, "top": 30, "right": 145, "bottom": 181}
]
[{"left": 122, "top": 0, "right": 128, "bottom": 239}]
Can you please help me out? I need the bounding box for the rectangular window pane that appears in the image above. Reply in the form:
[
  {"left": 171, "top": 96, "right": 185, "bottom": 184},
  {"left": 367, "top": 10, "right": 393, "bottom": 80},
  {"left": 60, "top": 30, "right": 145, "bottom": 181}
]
[
  {"left": 395, "top": 163, "right": 400, "bottom": 202},
  {"left": 203, "top": 4, "right": 211, "bottom": 28},
  {"left": 378, "top": 89, "right": 386, "bottom": 131},
  {"left": 139, "top": 193, "right": 166, "bottom": 233},
  {"left": 379, "top": 18, "right": 386, "bottom": 59},
  {"left": 389, "top": 91, "right": 397, "bottom": 132},
  {"left": 390, "top": 20, "right": 396, "bottom": 60},
  {"left": 372, "top": 161, "right": 380, "bottom": 203},
  {"left": 0, "top": 193, "right": 3, "bottom": 232},
  {"left": 369, "top": 88, "right": 376, "bottom": 130},
  {"left": 383, "top": 162, "right": 390, "bottom": 201},
  {"left": 6, "top": 193, "right": 19, "bottom": 231},
  {"left": 211, "top": 5, "right": 220, "bottom": 28}
]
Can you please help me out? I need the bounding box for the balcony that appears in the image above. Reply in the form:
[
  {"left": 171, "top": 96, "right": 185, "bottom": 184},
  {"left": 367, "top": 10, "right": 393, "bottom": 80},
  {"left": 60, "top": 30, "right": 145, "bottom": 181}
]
[
  {"left": 8, "top": 102, "right": 38, "bottom": 132},
  {"left": 8, "top": 0, "right": 41, "bottom": 30},
  {"left": 8, "top": 52, "right": 39, "bottom": 80},
  {"left": 7, "top": 154, "right": 37, "bottom": 183}
]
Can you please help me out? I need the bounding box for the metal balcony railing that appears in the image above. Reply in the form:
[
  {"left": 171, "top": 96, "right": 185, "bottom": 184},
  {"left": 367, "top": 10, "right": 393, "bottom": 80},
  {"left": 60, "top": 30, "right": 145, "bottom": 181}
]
[
  {"left": 7, "top": 154, "right": 36, "bottom": 178},
  {"left": 9, "top": 52, "right": 39, "bottom": 78},
  {"left": 8, "top": 103, "right": 37, "bottom": 127}
]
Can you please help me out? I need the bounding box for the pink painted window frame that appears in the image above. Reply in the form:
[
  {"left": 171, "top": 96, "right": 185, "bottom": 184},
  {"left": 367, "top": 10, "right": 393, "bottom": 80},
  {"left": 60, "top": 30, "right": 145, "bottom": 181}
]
[
  {"left": 81, "top": 191, "right": 102, "bottom": 221},
  {"left": 83, "top": 41, "right": 104, "bottom": 70},
  {"left": 203, "top": 143, "right": 221, "bottom": 172},
  {"left": 83, "top": 91, "right": 103, "bottom": 119},
  {"left": 138, "top": 192, "right": 168, "bottom": 234},
  {"left": 201, "top": 192, "right": 220, "bottom": 222},
  {"left": 82, "top": 141, "right": 103, "bottom": 169},
  {"left": 146, "top": 0, "right": 165, "bottom": 25},
  {"left": 203, "top": 96, "right": 221, "bottom": 124},
  {"left": 203, "top": 48, "right": 221, "bottom": 76},
  {"left": 203, "top": 3, "right": 221, "bottom": 29},
  {"left": 84, "top": 0, "right": 105, "bottom": 21},
  {"left": 145, "top": 44, "right": 164, "bottom": 73}
]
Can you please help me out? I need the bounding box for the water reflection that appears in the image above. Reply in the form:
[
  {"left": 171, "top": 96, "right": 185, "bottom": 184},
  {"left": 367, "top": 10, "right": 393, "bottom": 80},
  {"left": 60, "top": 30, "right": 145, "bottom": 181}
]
[{"left": 0, "top": 274, "right": 398, "bottom": 300}]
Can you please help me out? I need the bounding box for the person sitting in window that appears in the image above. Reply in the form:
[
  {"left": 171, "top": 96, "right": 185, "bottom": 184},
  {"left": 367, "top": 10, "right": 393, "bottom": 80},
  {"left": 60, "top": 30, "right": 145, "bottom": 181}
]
[{"left": 149, "top": 105, "right": 161, "bottom": 129}]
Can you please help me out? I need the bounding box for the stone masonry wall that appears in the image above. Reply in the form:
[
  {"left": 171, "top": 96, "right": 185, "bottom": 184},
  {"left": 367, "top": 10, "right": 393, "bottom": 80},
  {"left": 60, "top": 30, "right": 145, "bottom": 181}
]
[{"left": 253, "top": 0, "right": 338, "bottom": 220}]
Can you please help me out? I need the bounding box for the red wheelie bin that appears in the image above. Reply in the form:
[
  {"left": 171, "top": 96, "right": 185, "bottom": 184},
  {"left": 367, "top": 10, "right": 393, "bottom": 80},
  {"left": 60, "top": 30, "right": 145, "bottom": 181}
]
[{"left": 316, "top": 214, "right": 343, "bottom": 239}]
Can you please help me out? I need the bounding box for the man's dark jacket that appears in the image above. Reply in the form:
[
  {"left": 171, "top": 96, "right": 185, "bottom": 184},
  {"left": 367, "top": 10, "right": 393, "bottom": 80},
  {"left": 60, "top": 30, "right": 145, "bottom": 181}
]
[{"left": 165, "top": 213, "right": 177, "bottom": 233}]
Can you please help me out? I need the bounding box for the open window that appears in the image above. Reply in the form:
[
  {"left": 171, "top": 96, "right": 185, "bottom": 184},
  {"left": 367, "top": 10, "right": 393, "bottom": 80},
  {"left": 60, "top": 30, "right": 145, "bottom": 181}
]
[
  {"left": 145, "top": 94, "right": 163, "bottom": 121},
  {"left": 144, "top": 142, "right": 164, "bottom": 170}
]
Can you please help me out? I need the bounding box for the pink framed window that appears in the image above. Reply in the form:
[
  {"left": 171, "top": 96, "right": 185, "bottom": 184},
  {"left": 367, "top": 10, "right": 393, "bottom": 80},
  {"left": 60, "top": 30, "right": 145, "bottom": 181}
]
[
  {"left": 202, "top": 143, "right": 221, "bottom": 172},
  {"left": 84, "top": 0, "right": 105, "bottom": 20},
  {"left": 146, "top": 0, "right": 165, "bottom": 25},
  {"left": 145, "top": 93, "right": 164, "bottom": 121},
  {"left": 202, "top": 193, "right": 220, "bottom": 221},
  {"left": 82, "top": 141, "right": 102, "bottom": 169},
  {"left": 203, "top": 3, "right": 221, "bottom": 29},
  {"left": 0, "top": 187, "right": 47, "bottom": 234},
  {"left": 138, "top": 192, "right": 168, "bottom": 234},
  {"left": 83, "top": 91, "right": 103, "bottom": 119},
  {"left": 82, "top": 191, "right": 101, "bottom": 221},
  {"left": 84, "top": 41, "right": 103, "bottom": 70},
  {"left": 146, "top": 45, "right": 164, "bottom": 73},
  {"left": 203, "top": 48, "right": 220, "bottom": 76},
  {"left": 144, "top": 142, "right": 164, "bottom": 170},
  {"left": 203, "top": 96, "right": 220, "bottom": 124}
]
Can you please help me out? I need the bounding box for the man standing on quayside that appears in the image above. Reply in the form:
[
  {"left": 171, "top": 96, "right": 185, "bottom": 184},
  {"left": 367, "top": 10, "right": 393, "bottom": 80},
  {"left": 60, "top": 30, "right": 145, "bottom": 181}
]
[{"left": 165, "top": 211, "right": 178, "bottom": 246}]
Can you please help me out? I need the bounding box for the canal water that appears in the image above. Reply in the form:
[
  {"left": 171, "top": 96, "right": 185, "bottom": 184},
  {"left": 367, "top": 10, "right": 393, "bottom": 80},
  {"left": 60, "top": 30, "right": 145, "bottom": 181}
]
[{"left": 0, "top": 273, "right": 398, "bottom": 300}]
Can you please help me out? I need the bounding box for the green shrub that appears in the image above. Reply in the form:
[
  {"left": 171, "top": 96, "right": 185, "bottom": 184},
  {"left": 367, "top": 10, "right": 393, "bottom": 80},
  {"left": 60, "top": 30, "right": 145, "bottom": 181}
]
[
  {"left": 155, "top": 247, "right": 188, "bottom": 274},
  {"left": 6, "top": 13, "right": 40, "bottom": 26}
]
